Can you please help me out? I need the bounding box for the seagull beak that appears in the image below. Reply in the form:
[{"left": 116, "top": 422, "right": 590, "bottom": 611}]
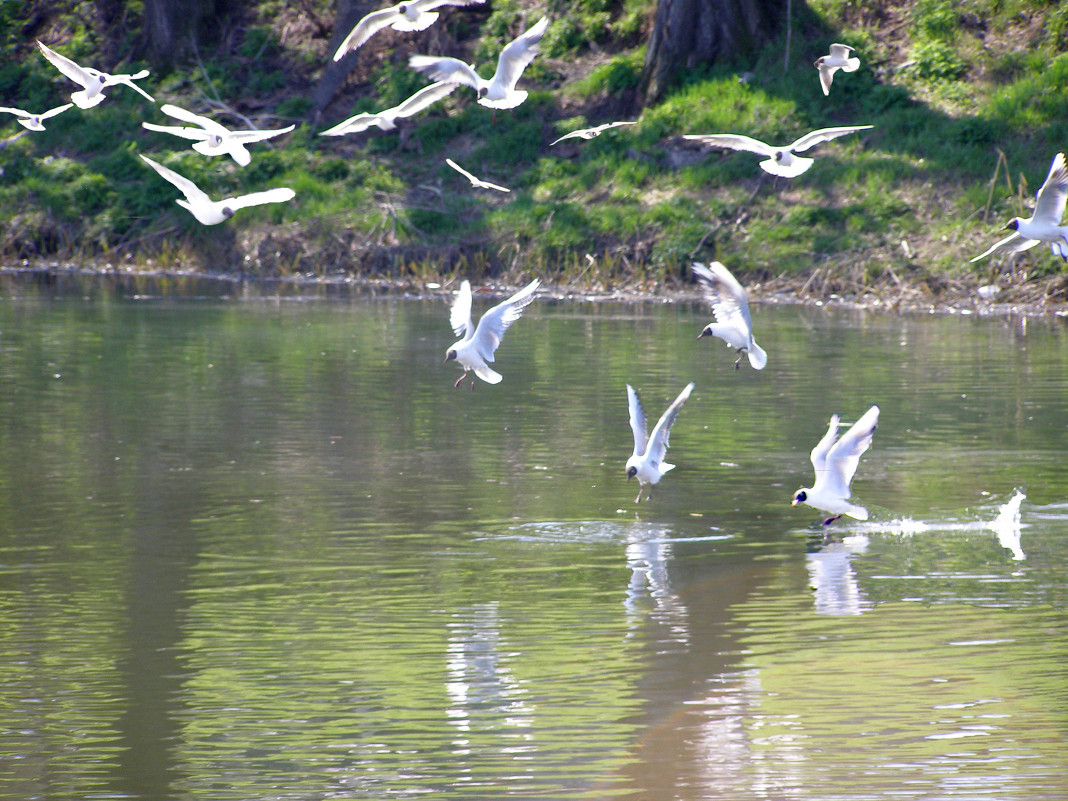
[{"left": 791, "top": 498, "right": 799, "bottom": 506}]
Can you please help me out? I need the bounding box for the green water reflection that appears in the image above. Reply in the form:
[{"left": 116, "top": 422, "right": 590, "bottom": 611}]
[{"left": 0, "top": 279, "right": 1066, "bottom": 800}]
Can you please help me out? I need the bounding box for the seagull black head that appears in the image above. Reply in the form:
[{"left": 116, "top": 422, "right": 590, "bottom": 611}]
[
  {"left": 222, "top": 206, "right": 235, "bottom": 219},
  {"left": 626, "top": 465, "right": 637, "bottom": 480},
  {"left": 792, "top": 489, "right": 807, "bottom": 506},
  {"left": 1005, "top": 219, "right": 1020, "bottom": 231},
  {"left": 444, "top": 349, "right": 457, "bottom": 363}
]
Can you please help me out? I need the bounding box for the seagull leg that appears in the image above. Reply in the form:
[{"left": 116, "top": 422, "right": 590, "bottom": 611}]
[
  {"left": 634, "top": 488, "right": 643, "bottom": 503},
  {"left": 822, "top": 514, "right": 841, "bottom": 525},
  {"left": 454, "top": 370, "right": 468, "bottom": 388},
  {"left": 733, "top": 351, "right": 743, "bottom": 370}
]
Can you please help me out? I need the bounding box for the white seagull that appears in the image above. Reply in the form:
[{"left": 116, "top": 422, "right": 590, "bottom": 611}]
[
  {"left": 139, "top": 154, "right": 295, "bottom": 226},
  {"left": 692, "top": 261, "right": 766, "bottom": 370},
  {"left": 0, "top": 103, "right": 73, "bottom": 131},
  {"left": 333, "top": 0, "right": 487, "bottom": 61},
  {"left": 444, "top": 278, "right": 539, "bottom": 387},
  {"left": 814, "top": 43, "right": 860, "bottom": 96},
  {"left": 625, "top": 382, "right": 695, "bottom": 503},
  {"left": 970, "top": 152, "right": 1068, "bottom": 262},
  {"left": 446, "top": 158, "right": 510, "bottom": 192},
  {"left": 684, "top": 125, "right": 873, "bottom": 178},
  {"left": 142, "top": 104, "right": 295, "bottom": 167},
  {"left": 320, "top": 82, "right": 457, "bottom": 136},
  {"left": 550, "top": 120, "right": 637, "bottom": 146},
  {"left": 792, "top": 405, "right": 880, "bottom": 524},
  {"left": 37, "top": 41, "right": 154, "bottom": 109},
  {"left": 408, "top": 16, "right": 548, "bottom": 109}
]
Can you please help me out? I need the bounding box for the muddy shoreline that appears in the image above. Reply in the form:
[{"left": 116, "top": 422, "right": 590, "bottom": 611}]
[{"left": 2, "top": 263, "right": 1067, "bottom": 318}]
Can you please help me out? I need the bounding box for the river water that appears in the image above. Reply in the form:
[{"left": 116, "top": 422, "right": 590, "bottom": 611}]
[{"left": 0, "top": 274, "right": 1066, "bottom": 800}]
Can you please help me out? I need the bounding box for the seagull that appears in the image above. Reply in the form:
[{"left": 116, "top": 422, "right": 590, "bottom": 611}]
[
  {"left": 684, "top": 125, "right": 873, "bottom": 178},
  {"left": 692, "top": 261, "right": 766, "bottom": 370},
  {"left": 408, "top": 16, "right": 548, "bottom": 109},
  {"left": 970, "top": 152, "right": 1068, "bottom": 262},
  {"left": 139, "top": 154, "right": 295, "bottom": 226},
  {"left": 142, "top": 104, "right": 295, "bottom": 167},
  {"left": 625, "top": 382, "right": 695, "bottom": 503},
  {"left": 446, "top": 158, "right": 510, "bottom": 192},
  {"left": 37, "top": 41, "right": 154, "bottom": 109},
  {"left": 792, "top": 405, "right": 880, "bottom": 525},
  {"left": 320, "top": 82, "right": 457, "bottom": 136},
  {"left": 550, "top": 120, "right": 637, "bottom": 146},
  {"left": 0, "top": 103, "right": 73, "bottom": 131},
  {"left": 444, "top": 278, "right": 539, "bottom": 387},
  {"left": 814, "top": 43, "right": 860, "bottom": 96},
  {"left": 333, "top": 0, "right": 487, "bottom": 61}
]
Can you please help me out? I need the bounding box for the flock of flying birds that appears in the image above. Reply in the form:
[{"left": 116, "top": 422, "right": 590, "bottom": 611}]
[{"left": 3, "top": 3, "right": 1064, "bottom": 518}]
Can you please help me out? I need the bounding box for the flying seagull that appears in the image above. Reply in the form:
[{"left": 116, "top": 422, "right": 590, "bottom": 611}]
[
  {"left": 0, "top": 103, "right": 73, "bottom": 131},
  {"left": 320, "top": 82, "right": 457, "bottom": 136},
  {"left": 814, "top": 43, "right": 860, "bottom": 96},
  {"left": 625, "top": 382, "right": 695, "bottom": 503},
  {"left": 445, "top": 278, "right": 540, "bottom": 387},
  {"left": 692, "top": 261, "right": 766, "bottom": 370},
  {"left": 37, "top": 41, "right": 154, "bottom": 109},
  {"left": 333, "top": 0, "right": 486, "bottom": 61},
  {"left": 139, "top": 154, "right": 295, "bottom": 226},
  {"left": 445, "top": 158, "right": 510, "bottom": 192},
  {"left": 550, "top": 120, "right": 637, "bottom": 146},
  {"left": 971, "top": 152, "right": 1068, "bottom": 262},
  {"left": 684, "top": 125, "right": 873, "bottom": 178},
  {"left": 408, "top": 16, "right": 549, "bottom": 109},
  {"left": 142, "top": 104, "right": 295, "bottom": 167},
  {"left": 792, "top": 405, "right": 880, "bottom": 524}
]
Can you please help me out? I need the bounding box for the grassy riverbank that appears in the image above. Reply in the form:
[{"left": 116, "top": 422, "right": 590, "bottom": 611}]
[{"left": 1, "top": 1, "right": 1067, "bottom": 301}]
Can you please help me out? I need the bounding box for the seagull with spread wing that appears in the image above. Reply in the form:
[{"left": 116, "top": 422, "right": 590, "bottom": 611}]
[
  {"left": 692, "top": 261, "right": 766, "bottom": 370},
  {"left": 0, "top": 103, "right": 73, "bottom": 131},
  {"left": 684, "top": 125, "right": 872, "bottom": 178},
  {"left": 625, "top": 383, "right": 695, "bottom": 503},
  {"left": 142, "top": 104, "right": 294, "bottom": 167},
  {"left": 37, "top": 41, "right": 154, "bottom": 109},
  {"left": 971, "top": 152, "right": 1068, "bottom": 263},
  {"left": 444, "top": 279, "right": 540, "bottom": 388},
  {"left": 140, "top": 155, "right": 295, "bottom": 226},
  {"left": 550, "top": 120, "right": 636, "bottom": 146},
  {"left": 792, "top": 406, "right": 880, "bottom": 524},
  {"left": 445, "top": 158, "right": 510, "bottom": 192},
  {"left": 814, "top": 44, "right": 860, "bottom": 96},
  {"left": 408, "top": 16, "right": 548, "bottom": 109},
  {"left": 321, "top": 82, "right": 457, "bottom": 136},
  {"left": 333, "top": 0, "right": 486, "bottom": 61}
]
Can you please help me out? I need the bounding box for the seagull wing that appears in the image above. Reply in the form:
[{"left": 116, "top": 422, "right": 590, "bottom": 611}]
[
  {"left": 140, "top": 154, "right": 211, "bottom": 206},
  {"left": 110, "top": 72, "right": 155, "bottom": 102},
  {"left": 1031, "top": 152, "right": 1068, "bottom": 226},
  {"left": 626, "top": 384, "right": 649, "bottom": 458},
  {"left": 790, "top": 125, "right": 872, "bottom": 153},
  {"left": 37, "top": 41, "right": 94, "bottom": 86},
  {"left": 469, "top": 278, "right": 540, "bottom": 362},
  {"left": 408, "top": 55, "right": 482, "bottom": 91},
  {"left": 644, "top": 383, "right": 695, "bottom": 467},
  {"left": 475, "top": 178, "right": 510, "bottom": 193},
  {"left": 493, "top": 16, "right": 548, "bottom": 92},
  {"left": 969, "top": 231, "right": 1040, "bottom": 262},
  {"left": 393, "top": 81, "right": 458, "bottom": 117},
  {"left": 829, "top": 43, "right": 855, "bottom": 59},
  {"left": 691, "top": 261, "right": 752, "bottom": 336},
  {"left": 809, "top": 414, "right": 841, "bottom": 477},
  {"left": 683, "top": 133, "right": 777, "bottom": 157},
  {"left": 449, "top": 279, "right": 473, "bottom": 339},
  {"left": 334, "top": 6, "right": 402, "bottom": 60},
  {"left": 39, "top": 103, "right": 73, "bottom": 120},
  {"left": 820, "top": 405, "right": 879, "bottom": 499},
  {"left": 142, "top": 121, "right": 212, "bottom": 141},
  {"left": 0, "top": 107, "right": 30, "bottom": 119},
  {"left": 226, "top": 124, "right": 297, "bottom": 144},
  {"left": 817, "top": 63, "right": 835, "bottom": 96},
  {"left": 319, "top": 113, "right": 382, "bottom": 136},
  {"left": 160, "top": 103, "right": 230, "bottom": 135},
  {"left": 221, "top": 188, "right": 296, "bottom": 212},
  {"left": 446, "top": 158, "right": 478, "bottom": 185},
  {"left": 549, "top": 129, "right": 587, "bottom": 145}
]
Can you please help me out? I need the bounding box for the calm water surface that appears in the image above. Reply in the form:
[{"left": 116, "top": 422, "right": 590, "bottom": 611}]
[{"left": 0, "top": 275, "right": 1066, "bottom": 800}]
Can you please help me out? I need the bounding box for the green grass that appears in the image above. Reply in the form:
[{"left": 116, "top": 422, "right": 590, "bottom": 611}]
[{"left": 1, "top": 1, "right": 1067, "bottom": 287}]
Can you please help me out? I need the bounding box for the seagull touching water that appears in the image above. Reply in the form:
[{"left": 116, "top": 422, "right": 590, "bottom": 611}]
[
  {"left": 692, "top": 261, "right": 766, "bottom": 370},
  {"left": 970, "top": 152, "right": 1068, "bottom": 262},
  {"left": 792, "top": 405, "right": 880, "bottom": 525},
  {"left": 684, "top": 125, "right": 872, "bottom": 178},
  {"left": 408, "top": 16, "right": 548, "bottom": 109},
  {"left": 625, "top": 382, "right": 695, "bottom": 503},
  {"left": 445, "top": 278, "right": 540, "bottom": 388}
]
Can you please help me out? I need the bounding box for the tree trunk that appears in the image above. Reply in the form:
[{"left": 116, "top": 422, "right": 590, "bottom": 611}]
[
  {"left": 640, "top": 0, "right": 788, "bottom": 105},
  {"left": 308, "top": 0, "right": 379, "bottom": 119},
  {"left": 142, "top": 0, "right": 218, "bottom": 68}
]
